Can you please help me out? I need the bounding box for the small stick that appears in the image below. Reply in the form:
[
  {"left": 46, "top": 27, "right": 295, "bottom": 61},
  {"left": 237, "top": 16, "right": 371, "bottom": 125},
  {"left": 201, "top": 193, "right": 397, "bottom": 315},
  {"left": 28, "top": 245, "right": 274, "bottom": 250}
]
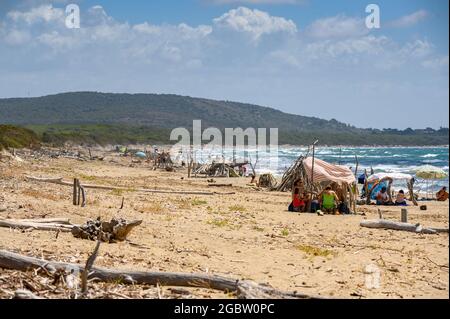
[
  {"left": 378, "top": 209, "right": 383, "bottom": 219},
  {"left": 81, "top": 241, "right": 101, "bottom": 296},
  {"left": 120, "top": 197, "right": 125, "bottom": 210}
]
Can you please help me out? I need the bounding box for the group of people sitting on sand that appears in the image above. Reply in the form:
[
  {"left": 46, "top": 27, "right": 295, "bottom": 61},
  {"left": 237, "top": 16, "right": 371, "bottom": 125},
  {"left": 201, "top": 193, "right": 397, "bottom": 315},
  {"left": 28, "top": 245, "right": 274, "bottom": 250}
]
[
  {"left": 376, "top": 186, "right": 449, "bottom": 205},
  {"left": 288, "top": 181, "right": 344, "bottom": 215},
  {"left": 375, "top": 187, "right": 408, "bottom": 206}
]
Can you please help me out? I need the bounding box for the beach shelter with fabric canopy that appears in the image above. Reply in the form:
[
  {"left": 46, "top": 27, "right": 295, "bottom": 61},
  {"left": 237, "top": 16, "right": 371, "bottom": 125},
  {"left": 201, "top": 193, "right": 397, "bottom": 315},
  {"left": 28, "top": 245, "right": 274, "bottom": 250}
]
[
  {"left": 276, "top": 155, "right": 358, "bottom": 212},
  {"left": 366, "top": 172, "right": 417, "bottom": 205}
]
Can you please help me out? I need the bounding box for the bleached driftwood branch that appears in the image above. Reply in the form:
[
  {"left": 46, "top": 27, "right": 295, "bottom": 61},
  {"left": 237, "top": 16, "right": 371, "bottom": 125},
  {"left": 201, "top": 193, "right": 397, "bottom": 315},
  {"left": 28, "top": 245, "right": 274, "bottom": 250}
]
[
  {"left": 0, "top": 250, "right": 322, "bottom": 299},
  {"left": 360, "top": 219, "right": 448, "bottom": 234},
  {"left": 25, "top": 176, "right": 232, "bottom": 196},
  {"left": 0, "top": 219, "right": 75, "bottom": 232}
]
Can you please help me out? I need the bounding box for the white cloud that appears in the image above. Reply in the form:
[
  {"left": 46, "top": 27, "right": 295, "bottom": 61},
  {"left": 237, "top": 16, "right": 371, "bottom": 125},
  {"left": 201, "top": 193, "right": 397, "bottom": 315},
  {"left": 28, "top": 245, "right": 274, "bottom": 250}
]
[
  {"left": 213, "top": 6, "right": 297, "bottom": 40},
  {"left": 422, "top": 56, "right": 449, "bottom": 70},
  {"left": 0, "top": 4, "right": 447, "bottom": 128},
  {"left": 7, "top": 4, "right": 64, "bottom": 25},
  {"left": 4, "top": 29, "right": 31, "bottom": 45},
  {"left": 389, "top": 10, "right": 428, "bottom": 28},
  {"left": 305, "top": 15, "right": 369, "bottom": 39}
]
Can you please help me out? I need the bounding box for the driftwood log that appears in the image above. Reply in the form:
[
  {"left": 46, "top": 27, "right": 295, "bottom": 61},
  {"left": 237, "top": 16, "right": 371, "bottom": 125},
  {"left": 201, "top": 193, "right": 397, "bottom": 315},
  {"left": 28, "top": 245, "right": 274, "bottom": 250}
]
[
  {"left": 208, "top": 183, "right": 233, "bottom": 187},
  {"left": 0, "top": 219, "right": 75, "bottom": 232},
  {"left": 0, "top": 250, "right": 322, "bottom": 299},
  {"left": 360, "top": 219, "right": 449, "bottom": 234},
  {"left": 25, "top": 176, "right": 231, "bottom": 196}
]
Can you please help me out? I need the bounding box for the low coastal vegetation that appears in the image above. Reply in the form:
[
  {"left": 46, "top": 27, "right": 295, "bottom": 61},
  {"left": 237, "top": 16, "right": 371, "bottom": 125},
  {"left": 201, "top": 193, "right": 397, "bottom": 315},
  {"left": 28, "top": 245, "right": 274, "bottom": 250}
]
[{"left": 0, "top": 125, "right": 40, "bottom": 150}]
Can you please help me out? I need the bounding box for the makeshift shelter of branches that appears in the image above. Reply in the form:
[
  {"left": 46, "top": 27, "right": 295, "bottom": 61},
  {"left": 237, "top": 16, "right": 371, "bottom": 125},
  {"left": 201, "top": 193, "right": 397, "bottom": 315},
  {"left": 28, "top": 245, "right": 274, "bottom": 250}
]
[
  {"left": 153, "top": 151, "right": 173, "bottom": 169},
  {"left": 258, "top": 173, "right": 278, "bottom": 189},
  {"left": 275, "top": 153, "right": 358, "bottom": 213},
  {"left": 191, "top": 162, "right": 239, "bottom": 178}
]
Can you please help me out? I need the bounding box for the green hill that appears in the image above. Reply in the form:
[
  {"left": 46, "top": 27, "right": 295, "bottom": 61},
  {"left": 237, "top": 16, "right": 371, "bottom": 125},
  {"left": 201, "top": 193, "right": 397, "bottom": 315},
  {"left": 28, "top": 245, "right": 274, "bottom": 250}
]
[{"left": 0, "top": 92, "right": 448, "bottom": 146}]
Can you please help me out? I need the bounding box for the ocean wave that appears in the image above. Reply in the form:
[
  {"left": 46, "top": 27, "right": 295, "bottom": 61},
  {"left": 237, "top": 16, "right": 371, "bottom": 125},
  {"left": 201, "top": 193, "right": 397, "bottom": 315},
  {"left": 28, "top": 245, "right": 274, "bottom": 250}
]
[{"left": 421, "top": 154, "right": 439, "bottom": 158}]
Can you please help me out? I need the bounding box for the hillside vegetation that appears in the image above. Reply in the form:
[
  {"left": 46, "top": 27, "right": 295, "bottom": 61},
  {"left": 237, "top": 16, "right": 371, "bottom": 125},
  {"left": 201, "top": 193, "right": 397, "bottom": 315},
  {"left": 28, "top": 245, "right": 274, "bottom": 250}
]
[
  {"left": 0, "top": 92, "right": 448, "bottom": 146},
  {"left": 0, "top": 125, "right": 40, "bottom": 150}
]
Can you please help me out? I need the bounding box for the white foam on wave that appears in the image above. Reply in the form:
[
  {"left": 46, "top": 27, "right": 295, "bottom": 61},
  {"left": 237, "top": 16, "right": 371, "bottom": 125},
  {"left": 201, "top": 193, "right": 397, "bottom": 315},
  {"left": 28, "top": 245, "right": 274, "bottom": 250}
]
[{"left": 421, "top": 154, "right": 439, "bottom": 158}]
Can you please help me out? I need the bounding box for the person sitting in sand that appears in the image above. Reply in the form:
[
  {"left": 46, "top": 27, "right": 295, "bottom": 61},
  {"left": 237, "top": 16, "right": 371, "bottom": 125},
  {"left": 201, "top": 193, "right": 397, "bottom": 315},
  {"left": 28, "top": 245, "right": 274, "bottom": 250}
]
[
  {"left": 289, "top": 188, "right": 306, "bottom": 212},
  {"left": 395, "top": 190, "right": 407, "bottom": 206},
  {"left": 376, "top": 187, "right": 392, "bottom": 205},
  {"left": 319, "top": 186, "right": 340, "bottom": 215},
  {"left": 436, "top": 187, "right": 449, "bottom": 201}
]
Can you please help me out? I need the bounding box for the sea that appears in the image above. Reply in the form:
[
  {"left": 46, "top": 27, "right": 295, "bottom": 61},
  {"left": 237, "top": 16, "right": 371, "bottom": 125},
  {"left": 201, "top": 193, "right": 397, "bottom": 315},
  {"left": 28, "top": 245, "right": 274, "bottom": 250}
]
[{"left": 176, "top": 146, "right": 449, "bottom": 192}]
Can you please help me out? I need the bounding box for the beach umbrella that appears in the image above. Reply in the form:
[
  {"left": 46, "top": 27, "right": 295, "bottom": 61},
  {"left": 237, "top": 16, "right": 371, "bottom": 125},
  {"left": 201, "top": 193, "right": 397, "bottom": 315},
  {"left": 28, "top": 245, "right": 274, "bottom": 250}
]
[
  {"left": 415, "top": 165, "right": 448, "bottom": 199},
  {"left": 415, "top": 165, "right": 447, "bottom": 180},
  {"left": 135, "top": 151, "right": 147, "bottom": 159}
]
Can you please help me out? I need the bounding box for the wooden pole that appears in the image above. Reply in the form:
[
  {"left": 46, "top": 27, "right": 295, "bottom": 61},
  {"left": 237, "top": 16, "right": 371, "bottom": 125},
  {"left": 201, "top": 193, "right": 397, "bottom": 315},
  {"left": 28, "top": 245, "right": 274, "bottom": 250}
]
[
  {"left": 73, "top": 178, "right": 77, "bottom": 205},
  {"left": 76, "top": 179, "right": 81, "bottom": 206},
  {"left": 401, "top": 208, "right": 408, "bottom": 223},
  {"left": 307, "top": 140, "right": 319, "bottom": 212}
]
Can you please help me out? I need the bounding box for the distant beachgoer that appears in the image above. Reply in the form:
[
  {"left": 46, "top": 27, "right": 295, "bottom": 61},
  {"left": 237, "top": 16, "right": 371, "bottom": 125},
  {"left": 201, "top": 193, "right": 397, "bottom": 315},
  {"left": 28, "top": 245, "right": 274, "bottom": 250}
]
[
  {"left": 289, "top": 188, "right": 305, "bottom": 212},
  {"left": 395, "top": 190, "right": 407, "bottom": 206},
  {"left": 319, "top": 186, "right": 339, "bottom": 214},
  {"left": 436, "top": 187, "right": 449, "bottom": 201},
  {"left": 376, "top": 187, "right": 391, "bottom": 205}
]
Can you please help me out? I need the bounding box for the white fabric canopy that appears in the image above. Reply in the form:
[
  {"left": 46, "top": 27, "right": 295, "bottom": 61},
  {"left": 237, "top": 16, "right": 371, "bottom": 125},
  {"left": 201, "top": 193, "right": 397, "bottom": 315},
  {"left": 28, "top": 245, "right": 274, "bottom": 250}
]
[{"left": 303, "top": 157, "right": 355, "bottom": 185}]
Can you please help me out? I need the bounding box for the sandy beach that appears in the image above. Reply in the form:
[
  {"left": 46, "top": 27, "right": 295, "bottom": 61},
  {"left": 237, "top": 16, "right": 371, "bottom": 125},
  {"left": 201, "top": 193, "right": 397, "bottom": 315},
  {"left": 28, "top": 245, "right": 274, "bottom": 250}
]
[{"left": 0, "top": 149, "right": 448, "bottom": 299}]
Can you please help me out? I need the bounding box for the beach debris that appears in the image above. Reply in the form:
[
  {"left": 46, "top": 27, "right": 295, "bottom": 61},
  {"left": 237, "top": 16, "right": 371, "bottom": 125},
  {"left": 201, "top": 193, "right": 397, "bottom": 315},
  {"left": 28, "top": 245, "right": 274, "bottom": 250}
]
[
  {"left": 0, "top": 218, "right": 75, "bottom": 232},
  {"left": 258, "top": 173, "right": 278, "bottom": 189},
  {"left": 420, "top": 205, "right": 427, "bottom": 211},
  {"left": 208, "top": 183, "right": 233, "bottom": 187},
  {"left": 73, "top": 178, "right": 86, "bottom": 207},
  {"left": 192, "top": 163, "right": 241, "bottom": 178},
  {"left": 71, "top": 218, "right": 142, "bottom": 243},
  {"left": 401, "top": 208, "right": 408, "bottom": 223},
  {"left": 0, "top": 249, "right": 325, "bottom": 299},
  {"left": 360, "top": 219, "right": 449, "bottom": 234},
  {"left": 81, "top": 241, "right": 101, "bottom": 296},
  {"left": 26, "top": 175, "right": 218, "bottom": 196}
]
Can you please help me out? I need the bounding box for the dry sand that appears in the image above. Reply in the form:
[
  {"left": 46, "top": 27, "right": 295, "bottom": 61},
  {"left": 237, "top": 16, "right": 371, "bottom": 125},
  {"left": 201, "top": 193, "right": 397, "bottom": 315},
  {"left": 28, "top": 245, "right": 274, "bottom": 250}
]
[{"left": 0, "top": 149, "right": 448, "bottom": 299}]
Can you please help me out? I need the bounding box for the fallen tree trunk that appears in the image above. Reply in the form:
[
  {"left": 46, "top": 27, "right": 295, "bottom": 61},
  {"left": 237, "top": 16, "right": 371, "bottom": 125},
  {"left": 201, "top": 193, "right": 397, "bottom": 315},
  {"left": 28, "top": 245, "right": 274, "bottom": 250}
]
[
  {"left": 26, "top": 176, "right": 220, "bottom": 196},
  {"left": 360, "top": 219, "right": 447, "bottom": 234},
  {"left": 0, "top": 250, "right": 321, "bottom": 299},
  {"left": 208, "top": 184, "right": 233, "bottom": 187},
  {"left": 0, "top": 219, "right": 75, "bottom": 232}
]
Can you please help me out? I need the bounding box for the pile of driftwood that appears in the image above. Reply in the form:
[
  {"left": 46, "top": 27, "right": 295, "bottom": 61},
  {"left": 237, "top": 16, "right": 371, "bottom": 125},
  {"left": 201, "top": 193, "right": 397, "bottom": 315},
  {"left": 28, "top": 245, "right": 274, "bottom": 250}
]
[
  {"left": 258, "top": 173, "right": 278, "bottom": 189},
  {"left": 72, "top": 218, "right": 142, "bottom": 243},
  {"left": 153, "top": 151, "right": 173, "bottom": 169},
  {"left": 192, "top": 163, "right": 239, "bottom": 178},
  {"left": 13, "top": 147, "right": 105, "bottom": 162}
]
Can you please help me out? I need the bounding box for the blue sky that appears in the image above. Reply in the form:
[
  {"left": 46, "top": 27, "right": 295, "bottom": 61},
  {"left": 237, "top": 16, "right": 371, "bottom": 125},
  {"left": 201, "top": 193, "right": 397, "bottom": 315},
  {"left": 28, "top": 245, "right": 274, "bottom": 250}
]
[{"left": 0, "top": 0, "right": 448, "bottom": 129}]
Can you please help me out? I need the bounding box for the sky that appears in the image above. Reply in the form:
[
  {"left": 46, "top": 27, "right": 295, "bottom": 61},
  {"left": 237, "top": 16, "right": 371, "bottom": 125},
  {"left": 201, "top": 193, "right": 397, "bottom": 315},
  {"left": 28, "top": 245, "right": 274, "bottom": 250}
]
[{"left": 0, "top": 0, "right": 448, "bottom": 129}]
